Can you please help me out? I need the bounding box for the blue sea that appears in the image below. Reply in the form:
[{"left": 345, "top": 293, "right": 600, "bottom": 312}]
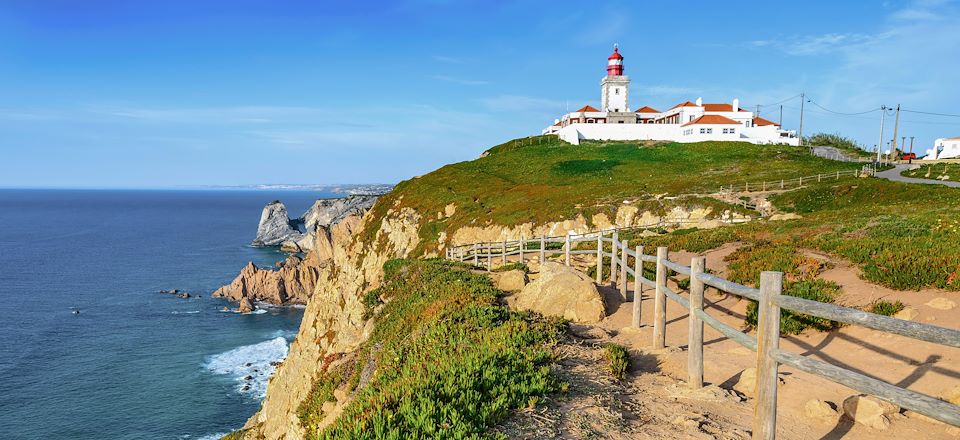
[{"left": 0, "top": 189, "right": 335, "bottom": 440}]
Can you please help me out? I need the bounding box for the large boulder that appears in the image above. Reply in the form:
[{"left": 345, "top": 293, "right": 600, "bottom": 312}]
[
  {"left": 842, "top": 394, "right": 899, "bottom": 430},
  {"left": 491, "top": 270, "right": 528, "bottom": 292},
  {"left": 237, "top": 297, "right": 255, "bottom": 313},
  {"left": 252, "top": 201, "right": 303, "bottom": 247},
  {"left": 513, "top": 262, "right": 605, "bottom": 323}
]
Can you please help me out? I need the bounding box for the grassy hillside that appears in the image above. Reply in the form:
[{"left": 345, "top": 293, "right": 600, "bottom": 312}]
[
  {"left": 297, "top": 259, "right": 564, "bottom": 439},
  {"left": 361, "top": 137, "right": 863, "bottom": 255},
  {"left": 902, "top": 164, "right": 958, "bottom": 182}
]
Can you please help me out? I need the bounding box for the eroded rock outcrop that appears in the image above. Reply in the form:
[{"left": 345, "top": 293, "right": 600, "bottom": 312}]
[
  {"left": 213, "top": 252, "right": 322, "bottom": 305},
  {"left": 279, "top": 195, "right": 379, "bottom": 253},
  {"left": 252, "top": 201, "right": 303, "bottom": 247}
]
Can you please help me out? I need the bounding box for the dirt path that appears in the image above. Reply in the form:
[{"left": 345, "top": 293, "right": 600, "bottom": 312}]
[{"left": 501, "top": 248, "right": 960, "bottom": 439}]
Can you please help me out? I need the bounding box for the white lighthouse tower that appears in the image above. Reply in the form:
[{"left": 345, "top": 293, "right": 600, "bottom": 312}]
[{"left": 600, "top": 45, "right": 629, "bottom": 112}]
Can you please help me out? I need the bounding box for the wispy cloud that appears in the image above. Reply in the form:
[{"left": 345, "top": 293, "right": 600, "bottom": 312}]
[
  {"left": 431, "top": 75, "right": 490, "bottom": 86},
  {"left": 431, "top": 55, "right": 465, "bottom": 64},
  {"left": 749, "top": 32, "right": 893, "bottom": 56}
]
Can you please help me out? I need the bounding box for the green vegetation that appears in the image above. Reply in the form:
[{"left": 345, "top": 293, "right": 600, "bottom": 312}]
[
  {"left": 869, "top": 300, "right": 906, "bottom": 317},
  {"left": 902, "top": 164, "right": 958, "bottom": 182},
  {"left": 492, "top": 262, "right": 529, "bottom": 273},
  {"left": 805, "top": 132, "right": 874, "bottom": 159},
  {"left": 603, "top": 343, "right": 630, "bottom": 380},
  {"left": 359, "top": 138, "right": 861, "bottom": 256},
  {"left": 298, "top": 259, "right": 565, "bottom": 439},
  {"left": 745, "top": 279, "right": 843, "bottom": 334}
]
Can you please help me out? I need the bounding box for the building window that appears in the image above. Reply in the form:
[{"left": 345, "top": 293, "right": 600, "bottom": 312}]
[
  {"left": 618, "top": 120, "right": 624, "bottom": 124},
  {"left": 700, "top": 128, "right": 706, "bottom": 134},
  {"left": 615, "top": 88, "right": 620, "bottom": 95},
  {"left": 706, "top": 128, "right": 713, "bottom": 134}
]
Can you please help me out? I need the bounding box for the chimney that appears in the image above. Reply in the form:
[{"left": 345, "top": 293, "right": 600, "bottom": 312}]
[
  {"left": 732, "top": 98, "right": 740, "bottom": 112},
  {"left": 695, "top": 97, "right": 702, "bottom": 106}
]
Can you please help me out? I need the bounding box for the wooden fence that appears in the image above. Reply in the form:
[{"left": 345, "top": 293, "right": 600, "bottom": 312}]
[
  {"left": 446, "top": 229, "right": 960, "bottom": 439},
  {"left": 719, "top": 165, "right": 875, "bottom": 193}
]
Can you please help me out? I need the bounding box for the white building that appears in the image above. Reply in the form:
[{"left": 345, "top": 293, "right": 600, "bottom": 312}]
[
  {"left": 542, "top": 47, "right": 799, "bottom": 146},
  {"left": 926, "top": 137, "right": 960, "bottom": 159}
]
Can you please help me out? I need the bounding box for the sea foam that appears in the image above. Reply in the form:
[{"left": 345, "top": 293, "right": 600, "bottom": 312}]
[{"left": 204, "top": 337, "right": 288, "bottom": 399}]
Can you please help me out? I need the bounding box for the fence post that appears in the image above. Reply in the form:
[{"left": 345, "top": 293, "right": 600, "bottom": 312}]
[
  {"left": 836, "top": 170, "right": 840, "bottom": 179},
  {"left": 519, "top": 236, "right": 525, "bottom": 265},
  {"left": 818, "top": 173, "right": 821, "bottom": 182},
  {"left": 501, "top": 240, "right": 507, "bottom": 266},
  {"left": 754, "top": 271, "right": 783, "bottom": 440},
  {"left": 780, "top": 179, "right": 784, "bottom": 189},
  {"left": 653, "top": 247, "right": 668, "bottom": 349},
  {"left": 565, "top": 233, "right": 571, "bottom": 266},
  {"left": 798, "top": 176, "right": 803, "bottom": 186},
  {"left": 473, "top": 247, "right": 478, "bottom": 266},
  {"left": 688, "top": 256, "right": 706, "bottom": 389},
  {"left": 620, "top": 239, "right": 629, "bottom": 300},
  {"left": 762, "top": 181, "right": 766, "bottom": 191},
  {"left": 610, "top": 231, "right": 620, "bottom": 286},
  {"left": 596, "top": 234, "right": 603, "bottom": 283},
  {"left": 486, "top": 248, "right": 491, "bottom": 272},
  {"left": 746, "top": 182, "right": 749, "bottom": 192},
  {"left": 632, "top": 245, "right": 643, "bottom": 328},
  {"left": 540, "top": 236, "right": 545, "bottom": 264}
]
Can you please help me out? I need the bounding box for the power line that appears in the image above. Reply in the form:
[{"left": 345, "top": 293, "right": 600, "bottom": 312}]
[
  {"left": 901, "top": 109, "right": 960, "bottom": 118},
  {"left": 806, "top": 99, "right": 880, "bottom": 116}
]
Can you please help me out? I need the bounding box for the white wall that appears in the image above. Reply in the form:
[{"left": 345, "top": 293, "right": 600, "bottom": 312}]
[{"left": 557, "top": 123, "right": 799, "bottom": 146}]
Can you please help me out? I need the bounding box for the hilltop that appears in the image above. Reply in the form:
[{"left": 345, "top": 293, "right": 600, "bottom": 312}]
[{"left": 230, "top": 137, "right": 960, "bottom": 439}]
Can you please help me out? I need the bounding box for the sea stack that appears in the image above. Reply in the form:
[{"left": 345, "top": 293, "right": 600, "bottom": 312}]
[{"left": 251, "top": 201, "right": 302, "bottom": 247}]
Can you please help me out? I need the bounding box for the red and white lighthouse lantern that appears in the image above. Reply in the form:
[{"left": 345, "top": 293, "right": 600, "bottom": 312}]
[{"left": 606, "top": 46, "right": 624, "bottom": 77}]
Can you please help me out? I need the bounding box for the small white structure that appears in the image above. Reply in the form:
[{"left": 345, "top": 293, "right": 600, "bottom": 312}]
[
  {"left": 926, "top": 137, "right": 960, "bottom": 160},
  {"left": 542, "top": 47, "right": 799, "bottom": 146}
]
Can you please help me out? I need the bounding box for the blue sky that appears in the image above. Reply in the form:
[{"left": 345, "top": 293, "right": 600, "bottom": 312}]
[{"left": 1, "top": 0, "right": 959, "bottom": 188}]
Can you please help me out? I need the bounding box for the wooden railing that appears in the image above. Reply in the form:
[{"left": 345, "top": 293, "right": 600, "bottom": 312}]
[
  {"left": 446, "top": 228, "right": 960, "bottom": 439},
  {"left": 719, "top": 165, "right": 875, "bottom": 193}
]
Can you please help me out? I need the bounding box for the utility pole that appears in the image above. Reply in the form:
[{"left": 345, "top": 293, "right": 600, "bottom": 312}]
[
  {"left": 779, "top": 105, "right": 783, "bottom": 126},
  {"left": 909, "top": 136, "right": 915, "bottom": 154},
  {"left": 876, "top": 105, "right": 887, "bottom": 163},
  {"left": 756, "top": 104, "right": 760, "bottom": 117},
  {"left": 798, "top": 93, "right": 805, "bottom": 146},
  {"left": 891, "top": 104, "right": 901, "bottom": 154}
]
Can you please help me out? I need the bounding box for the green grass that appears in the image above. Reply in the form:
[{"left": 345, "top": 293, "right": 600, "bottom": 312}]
[
  {"left": 603, "top": 343, "right": 630, "bottom": 381},
  {"left": 298, "top": 259, "right": 565, "bottom": 439},
  {"left": 902, "top": 164, "right": 958, "bottom": 182},
  {"left": 358, "top": 138, "right": 862, "bottom": 256},
  {"left": 492, "top": 262, "right": 529, "bottom": 273},
  {"left": 869, "top": 300, "right": 906, "bottom": 317}
]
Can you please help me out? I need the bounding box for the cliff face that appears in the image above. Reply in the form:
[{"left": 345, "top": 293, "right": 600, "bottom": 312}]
[{"left": 243, "top": 204, "right": 422, "bottom": 439}]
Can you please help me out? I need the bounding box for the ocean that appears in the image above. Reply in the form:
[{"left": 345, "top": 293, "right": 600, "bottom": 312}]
[{"left": 0, "top": 189, "right": 333, "bottom": 440}]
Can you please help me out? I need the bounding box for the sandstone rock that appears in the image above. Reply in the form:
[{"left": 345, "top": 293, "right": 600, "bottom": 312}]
[
  {"left": 491, "top": 269, "right": 527, "bottom": 292},
  {"left": 513, "top": 262, "right": 605, "bottom": 323},
  {"left": 893, "top": 307, "right": 918, "bottom": 321},
  {"left": 945, "top": 385, "right": 960, "bottom": 405},
  {"left": 238, "top": 297, "right": 255, "bottom": 313},
  {"left": 804, "top": 399, "right": 839, "bottom": 422},
  {"left": 925, "top": 297, "right": 956, "bottom": 310},
  {"left": 734, "top": 367, "right": 784, "bottom": 397},
  {"left": 252, "top": 201, "right": 303, "bottom": 247},
  {"left": 842, "top": 394, "right": 899, "bottom": 430},
  {"left": 213, "top": 252, "right": 321, "bottom": 305},
  {"left": 302, "top": 195, "right": 378, "bottom": 235}
]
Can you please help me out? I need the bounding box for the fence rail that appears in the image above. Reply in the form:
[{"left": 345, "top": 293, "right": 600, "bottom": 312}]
[
  {"left": 445, "top": 227, "right": 960, "bottom": 439},
  {"left": 719, "top": 165, "right": 875, "bottom": 193}
]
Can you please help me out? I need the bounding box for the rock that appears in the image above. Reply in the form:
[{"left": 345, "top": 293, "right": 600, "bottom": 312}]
[
  {"left": 252, "top": 201, "right": 303, "bottom": 247},
  {"left": 804, "top": 399, "right": 839, "bottom": 422},
  {"left": 893, "top": 307, "right": 918, "bottom": 321},
  {"left": 842, "top": 394, "right": 899, "bottom": 430},
  {"left": 944, "top": 385, "right": 960, "bottom": 405},
  {"left": 925, "top": 297, "right": 956, "bottom": 310},
  {"left": 158, "top": 289, "right": 179, "bottom": 294},
  {"left": 244, "top": 375, "right": 254, "bottom": 381},
  {"left": 491, "top": 269, "right": 528, "bottom": 292},
  {"left": 513, "top": 262, "right": 605, "bottom": 323},
  {"left": 213, "top": 252, "right": 320, "bottom": 305},
  {"left": 569, "top": 324, "right": 612, "bottom": 340},
  {"left": 733, "top": 367, "right": 784, "bottom": 398},
  {"left": 176, "top": 292, "right": 191, "bottom": 299},
  {"left": 302, "top": 195, "right": 379, "bottom": 236},
  {"left": 238, "top": 297, "right": 255, "bottom": 313}
]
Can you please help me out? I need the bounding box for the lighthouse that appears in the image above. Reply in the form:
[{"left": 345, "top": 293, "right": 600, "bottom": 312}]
[{"left": 600, "top": 45, "right": 630, "bottom": 112}]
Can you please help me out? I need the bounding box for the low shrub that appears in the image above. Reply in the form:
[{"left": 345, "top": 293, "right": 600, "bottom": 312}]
[
  {"left": 869, "top": 299, "right": 905, "bottom": 317},
  {"left": 745, "top": 279, "right": 843, "bottom": 334},
  {"left": 604, "top": 343, "right": 630, "bottom": 380},
  {"left": 493, "top": 262, "right": 529, "bottom": 273}
]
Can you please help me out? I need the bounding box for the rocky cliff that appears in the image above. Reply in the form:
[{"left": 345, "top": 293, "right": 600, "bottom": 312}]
[
  {"left": 251, "top": 201, "right": 303, "bottom": 247},
  {"left": 212, "top": 253, "right": 321, "bottom": 305}
]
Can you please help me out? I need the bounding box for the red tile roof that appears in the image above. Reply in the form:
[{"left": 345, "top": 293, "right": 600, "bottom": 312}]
[
  {"left": 635, "top": 106, "right": 660, "bottom": 113},
  {"left": 752, "top": 116, "right": 779, "bottom": 127},
  {"left": 681, "top": 114, "right": 741, "bottom": 127},
  {"left": 669, "top": 101, "right": 698, "bottom": 110},
  {"left": 575, "top": 105, "right": 601, "bottom": 113},
  {"left": 702, "top": 103, "right": 749, "bottom": 112}
]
